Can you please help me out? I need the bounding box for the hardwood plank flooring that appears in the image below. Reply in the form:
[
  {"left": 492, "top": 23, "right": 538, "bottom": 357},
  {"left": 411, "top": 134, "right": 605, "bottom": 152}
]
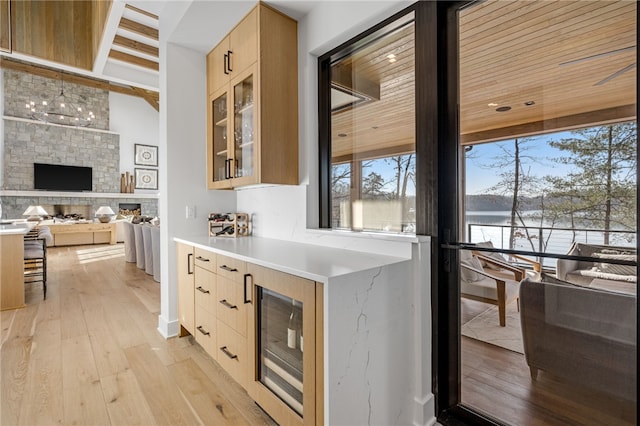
[
  {"left": 0, "top": 244, "right": 276, "bottom": 426},
  {"left": 461, "top": 298, "right": 637, "bottom": 425}
]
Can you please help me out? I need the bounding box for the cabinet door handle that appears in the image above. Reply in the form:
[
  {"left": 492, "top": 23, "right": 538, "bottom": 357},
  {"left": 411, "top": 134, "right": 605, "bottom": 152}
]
[
  {"left": 223, "top": 53, "right": 229, "bottom": 75},
  {"left": 227, "top": 50, "right": 233, "bottom": 72},
  {"left": 219, "top": 265, "right": 238, "bottom": 272},
  {"left": 187, "top": 253, "right": 193, "bottom": 275},
  {"left": 196, "top": 325, "right": 210, "bottom": 336},
  {"left": 196, "top": 286, "right": 210, "bottom": 294},
  {"left": 219, "top": 299, "right": 238, "bottom": 310},
  {"left": 196, "top": 255, "right": 210, "bottom": 262},
  {"left": 243, "top": 273, "right": 252, "bottom": 304},
  {"left": 220, "top": 346, "right": 238, "bottom": 359},
  {"left": 225, "top": 158, "right": 232, "bottom": 179}
]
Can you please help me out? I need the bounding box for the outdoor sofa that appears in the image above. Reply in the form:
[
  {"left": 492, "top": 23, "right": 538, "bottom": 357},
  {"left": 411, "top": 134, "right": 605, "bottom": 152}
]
[{"left": 519, "top": 274, "right": 636, "bottom": 402}]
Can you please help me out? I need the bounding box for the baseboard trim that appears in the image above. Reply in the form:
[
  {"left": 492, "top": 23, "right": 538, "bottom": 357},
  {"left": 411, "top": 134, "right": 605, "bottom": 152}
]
[
  {"left": 413, "top": 393, "right": 437, "bottom": 426},
  {"left": 157, "top": 315, "right": 179, "bottom": 338}
]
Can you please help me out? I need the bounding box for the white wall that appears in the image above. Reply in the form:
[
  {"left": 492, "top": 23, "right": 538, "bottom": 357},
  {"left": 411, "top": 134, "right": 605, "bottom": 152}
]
[{"left": 109, "top": 92, "right": 160, "bottom": 194}]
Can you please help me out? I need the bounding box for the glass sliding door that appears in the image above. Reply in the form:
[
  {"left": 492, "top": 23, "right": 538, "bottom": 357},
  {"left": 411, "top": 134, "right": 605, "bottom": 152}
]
[{"left": 457, "top": 1, "right": 637, "bottom": 424}]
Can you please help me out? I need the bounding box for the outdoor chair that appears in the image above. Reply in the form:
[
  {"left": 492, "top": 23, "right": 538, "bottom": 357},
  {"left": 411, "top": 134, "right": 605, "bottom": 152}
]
[{"left": 460, "top": 248, "right": 522, "bottom": 327}]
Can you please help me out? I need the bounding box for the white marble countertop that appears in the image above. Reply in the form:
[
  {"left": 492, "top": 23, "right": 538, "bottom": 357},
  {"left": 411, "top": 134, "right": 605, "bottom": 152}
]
[
  {"left": 0, "top": 224, "right": 31, "bottom": 235},
  {"left": 173, "top": 235, "right": 410, "bottom": 283}
]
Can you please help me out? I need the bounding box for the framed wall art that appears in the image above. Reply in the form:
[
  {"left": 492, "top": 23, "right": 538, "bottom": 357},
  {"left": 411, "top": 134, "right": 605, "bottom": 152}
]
[
  {"left": 134, "top": 168, "right": 158, "bottom": 190},
  {"left": 134, "top": 144, "right": 158, "bottom": 167}
]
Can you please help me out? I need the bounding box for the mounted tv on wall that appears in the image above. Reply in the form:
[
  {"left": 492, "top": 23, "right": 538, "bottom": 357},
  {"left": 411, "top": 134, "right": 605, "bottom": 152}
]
[{"left": 34, "top": 163, "right": 93, "bottom": 192}]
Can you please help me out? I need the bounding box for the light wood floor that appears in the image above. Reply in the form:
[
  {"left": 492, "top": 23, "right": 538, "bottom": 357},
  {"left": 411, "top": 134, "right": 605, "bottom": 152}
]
[
  {"left": 461, "top": 298, "right": 637, "bottom": 426},
  {"left": 0, "top": 244, "right": 276, "bottom": 426}
]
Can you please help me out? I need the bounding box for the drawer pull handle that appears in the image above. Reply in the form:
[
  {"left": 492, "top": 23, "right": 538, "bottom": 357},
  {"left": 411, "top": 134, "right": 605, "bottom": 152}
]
[
  {"left": 187, "top": 253, "right": 193, "bottom": 275},
  {"left": 243, "top": 273, "right": 252, "bottom": 304},
  {"left": 196, "top": 286, "right": 210, "bottom": 294},
  {"left": 220, "top": 299, "right": 238, "bottom": 310},
  {"left": 196, "top": 256, "right": 210, "bottom": 262},
  {"left": 219, "top": 265, "right": 238, "bottom": 272},
  {"left": 196, "top": 326, "right": 210, "bottom": 336},
  {"left": 220, "top": 346, "right": 238, "bottom": 359}
]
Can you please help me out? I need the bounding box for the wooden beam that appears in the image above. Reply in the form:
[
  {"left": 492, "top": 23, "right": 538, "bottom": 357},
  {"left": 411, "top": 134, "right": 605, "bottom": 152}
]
[
  {"left": 131, "top": 87, "right": 159, "bottom": 112},
  {"left": 0, "top": 57, "right": 159, "bottom": 109},
  {"left": 125, "top": 4, "right": 158, "bottom": 20},
  {"left": 332, "top": 143, "right": 415, "bottom": 164},
  {"left": 460, "top": 104, "right": 637, "bottom": 145},
  {"left": 108, "top": 49, "right": 159, "bottom": 71},
  {"left": 119, "top": 17, "right": 158, "bottom": 40},
  {"left": 113, "top": 34, "right": 158, "bottom": 57}
]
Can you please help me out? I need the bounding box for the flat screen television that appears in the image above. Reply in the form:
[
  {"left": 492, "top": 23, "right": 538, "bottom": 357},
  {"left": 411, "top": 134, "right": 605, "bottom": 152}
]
[{"left": 34, "top": 163, "right": 93, "bottom": 192}]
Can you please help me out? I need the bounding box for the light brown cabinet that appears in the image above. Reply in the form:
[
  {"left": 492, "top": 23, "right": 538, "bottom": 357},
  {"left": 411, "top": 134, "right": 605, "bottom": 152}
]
[
  {"left": 214, "top": 254, "right": 250, "bottom": 388},
  {"left": 176, "top": 243, "right": 323, "bottom": 425},
  {"left": 206, "top": 2, "right": 298, "bottom": 190},
  {"left": 176, "top": 242, "right": 195, "bottom": 336},
  {"left": 194, "top": 248, "right": 217, "bottom": 358},
  {"left": 206, "top": 7, "right": 257, "bottom": 95}
]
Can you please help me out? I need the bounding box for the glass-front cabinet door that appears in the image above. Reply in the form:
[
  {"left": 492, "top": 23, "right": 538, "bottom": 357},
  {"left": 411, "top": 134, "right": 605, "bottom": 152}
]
[
  {"left": 208, "top": 68, "right": 258, "bottom": 189},
  {"left": 230, "top": 68, "right": 257, "bottom": 186},
  {"left": 209, "top": 90, "right": 232, "bottom": 189}
]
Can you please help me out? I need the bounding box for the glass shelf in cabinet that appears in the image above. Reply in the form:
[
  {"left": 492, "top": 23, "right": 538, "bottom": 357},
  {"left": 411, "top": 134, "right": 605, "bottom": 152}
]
[{"left": 235, "top": 102, "right": 254, "bottom": 114}]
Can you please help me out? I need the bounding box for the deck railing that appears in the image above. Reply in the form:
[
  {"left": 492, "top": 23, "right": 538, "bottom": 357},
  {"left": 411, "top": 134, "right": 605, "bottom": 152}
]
[{"left": 467, "top": 223, "right": 637, "bottom": 270}]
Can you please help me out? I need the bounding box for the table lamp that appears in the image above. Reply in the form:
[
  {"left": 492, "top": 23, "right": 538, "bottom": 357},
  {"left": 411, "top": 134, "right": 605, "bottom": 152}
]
[
  {"left": 23, "top": 205, "right": 49, "bottom": 221},
  {"left": 95, "top": 206, "right": 115, "bottom": 223}
]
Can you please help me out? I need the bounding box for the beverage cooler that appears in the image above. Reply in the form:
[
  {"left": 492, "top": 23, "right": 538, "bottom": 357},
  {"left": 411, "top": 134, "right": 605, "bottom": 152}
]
[{"left": 247, "top": 264, "right": 321, "bottom": 425}]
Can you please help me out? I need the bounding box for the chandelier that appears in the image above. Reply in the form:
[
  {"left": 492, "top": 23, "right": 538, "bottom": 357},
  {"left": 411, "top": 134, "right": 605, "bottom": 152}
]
[{"left": 26, "top": 74, "right": 95, "bottom": 127}]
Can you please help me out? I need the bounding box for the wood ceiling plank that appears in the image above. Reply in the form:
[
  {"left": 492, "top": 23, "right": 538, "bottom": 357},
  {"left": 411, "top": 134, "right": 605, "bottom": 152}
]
[
  {"left": 112, "top": 34, "right": 158, "bottom": 57},
  {"left": 125, "top": 4, "right": 158, "bottom": 20},
  {"left": 10, "top": 0, "right": 94, "bottom": 70},
  {"left": 118, "top": 17, "right": 158, "bottom": 40},
  {"left": 108, "top": 49, "right": 159, "bottom": 71}
]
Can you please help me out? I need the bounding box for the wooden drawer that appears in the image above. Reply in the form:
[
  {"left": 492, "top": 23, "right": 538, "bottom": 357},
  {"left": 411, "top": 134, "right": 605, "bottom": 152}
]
[
  {"left": 217, "top": 275, "right": 248, "bottom": 336},
  {"left": 194, "top": 267, "right": 216, "bottom": 314},
  {"left": 195, "top": 306, "right": 217, "bottom": 360},
  {"left": 216, "top": 254, "right": 246, "bottom": 282},
  {"left": 217, "top": 320, "right": 247, "bottom": 388},
  {"left": 54, "top": 232, "right": 93, "bottom": 246},
  {"left": 93, "top": 231, "right": 111, "bottom": 244},
  {"left": 194, "top": 248, "right": 216, "bottom": 272}
]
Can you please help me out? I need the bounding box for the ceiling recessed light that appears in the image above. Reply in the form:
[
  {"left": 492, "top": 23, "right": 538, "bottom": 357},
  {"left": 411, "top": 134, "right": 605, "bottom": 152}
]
[
  {"left": 496, "top": 106, "right": 512, "bottom": 112},
  {"left": 488, "top": 102, "right": 499, "bottom": 107},
  {"left": 524, "top": 100, "right": 535, "bottom": 106},
  {"left": 387, "top": 53, "right": 396, "bottom": 63}
]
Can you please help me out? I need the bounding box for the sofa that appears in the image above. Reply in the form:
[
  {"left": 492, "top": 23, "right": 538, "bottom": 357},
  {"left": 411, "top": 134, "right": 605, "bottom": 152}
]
[
  {"left": 556, "top": 242, "right": 636, "bottom": 286},
  {"left": 519, "top": 275, "right": 637, "bottom": 401}
]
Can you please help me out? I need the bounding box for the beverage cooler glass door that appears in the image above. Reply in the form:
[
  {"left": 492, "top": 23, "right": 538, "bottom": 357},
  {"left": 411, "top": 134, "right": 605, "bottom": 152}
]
[
  {"left": 258, "top": 288, "right": 304, "bottom": 416},
  {"left": 233, "top": 74, "right": 255, "bottom": 180},
  {"left": 212, "top": 93, "right": 229, "bottom": 182}
]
